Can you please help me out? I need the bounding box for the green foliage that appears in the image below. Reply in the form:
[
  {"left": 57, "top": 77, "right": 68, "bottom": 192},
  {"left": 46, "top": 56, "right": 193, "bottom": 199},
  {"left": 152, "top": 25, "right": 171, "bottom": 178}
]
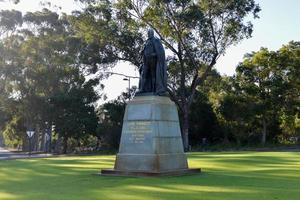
[
  {"left": 96, "top": 93, "right": 127, "bottom": 149},
  {"left": 279, "top": 114, "right": 300, "bottom": 140},
  {"left": 0, "top": 8, "right": 100, "bottom": 150},
  {"left": 0, "top": 9, "right": 22, "bottom": 35},
  {"left": 189, "top": 90, "right": 221, "bottom": 145},
  {"left": 2, "top": 115, "right": 24, "bottom": 148},
  {"left": 205, "top": 41, "right": 300, "bottom": 146},
  {"left": 50, "top": 78, "right": 99, "bottom": 153}
]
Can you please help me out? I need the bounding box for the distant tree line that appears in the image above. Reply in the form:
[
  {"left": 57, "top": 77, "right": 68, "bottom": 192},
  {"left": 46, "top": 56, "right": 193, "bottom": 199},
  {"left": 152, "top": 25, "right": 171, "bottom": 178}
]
[{"left": 0, "top": 1, "right": 299, "bottom": 153}]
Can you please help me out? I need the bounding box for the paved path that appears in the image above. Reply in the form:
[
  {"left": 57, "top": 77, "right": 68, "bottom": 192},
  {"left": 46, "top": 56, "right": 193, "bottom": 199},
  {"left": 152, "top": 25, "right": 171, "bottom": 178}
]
[
  {"left": 0, "top": 147, "right": 52, "bottom": 160},
  {"left": 0, "top": 147, "right": 13, "bottom": 156}
]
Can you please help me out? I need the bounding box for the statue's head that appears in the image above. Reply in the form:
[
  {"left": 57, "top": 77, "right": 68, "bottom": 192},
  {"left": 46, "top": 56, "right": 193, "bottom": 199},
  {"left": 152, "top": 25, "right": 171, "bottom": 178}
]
[{"left": 147, "top": 29, "right": 154, "bottom": 39}]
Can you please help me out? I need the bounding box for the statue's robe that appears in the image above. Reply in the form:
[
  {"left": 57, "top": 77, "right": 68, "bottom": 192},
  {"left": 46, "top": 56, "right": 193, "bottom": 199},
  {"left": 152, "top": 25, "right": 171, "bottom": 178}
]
[{"left": 140, "top": 37, "right": 167, "bottom": 95}]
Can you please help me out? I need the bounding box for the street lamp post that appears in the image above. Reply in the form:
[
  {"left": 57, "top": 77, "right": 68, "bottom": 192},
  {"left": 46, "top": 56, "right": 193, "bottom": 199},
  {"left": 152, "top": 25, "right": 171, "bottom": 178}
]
[
  {"left": 123, "top": 77, "right": 131, "bottom": 98},
  {"left": 104, "top": 72, "right": 138, "bottom": 99}
]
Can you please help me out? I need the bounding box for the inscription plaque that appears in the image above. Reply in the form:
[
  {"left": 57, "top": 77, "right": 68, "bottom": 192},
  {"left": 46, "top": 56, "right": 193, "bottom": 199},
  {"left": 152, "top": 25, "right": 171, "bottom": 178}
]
[{"left": 125, "top": 121, "right": 151, "bottom": 144}]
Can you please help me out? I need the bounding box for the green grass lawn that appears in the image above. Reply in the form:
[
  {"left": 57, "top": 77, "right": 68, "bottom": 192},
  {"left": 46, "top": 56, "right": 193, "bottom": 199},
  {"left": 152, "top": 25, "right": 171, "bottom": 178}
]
[{"left": 0, "top": 152, "right": 299, "bottom": 200}]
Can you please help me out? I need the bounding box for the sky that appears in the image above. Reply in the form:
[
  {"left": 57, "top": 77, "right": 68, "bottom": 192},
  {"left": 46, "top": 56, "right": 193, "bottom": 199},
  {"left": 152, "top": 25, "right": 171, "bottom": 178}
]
[{"left": 1, "top": 0, "right": 300, "bottom": 102}]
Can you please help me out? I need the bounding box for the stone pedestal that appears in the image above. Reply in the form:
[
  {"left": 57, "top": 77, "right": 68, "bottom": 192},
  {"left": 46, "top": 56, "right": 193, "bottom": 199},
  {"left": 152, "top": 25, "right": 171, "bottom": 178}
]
[{"left": 101, "top": 95, "right": 200, "bottom": 177}]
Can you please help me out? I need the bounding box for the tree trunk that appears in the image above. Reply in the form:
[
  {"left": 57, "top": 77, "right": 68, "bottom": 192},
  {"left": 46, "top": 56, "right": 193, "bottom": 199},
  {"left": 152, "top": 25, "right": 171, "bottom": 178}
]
[
  {"left": 96, "top": 137, "right": 101, "bottom": 149},
  {"left": 261, "top": 118, "right": 267, "bottom": 146},
  {"left": 182, "top": 106, "right": 189, "bottom": 152},
  {"left": 63, "top": 136, "right": 68, "bottom": 154},
  {"left": 0, "top": 129, "right": 3, "bottom": 147},
  {"left": 223, "top": 134, "right": 230, "bottom": 145},
  {"left": 22, "top": 135, "right": 29, "bottom": 151}
]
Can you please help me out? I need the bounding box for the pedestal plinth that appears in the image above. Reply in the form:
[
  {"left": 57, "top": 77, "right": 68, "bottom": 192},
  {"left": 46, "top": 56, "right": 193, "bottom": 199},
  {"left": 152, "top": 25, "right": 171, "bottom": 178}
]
[{"left": 101, "top": 95, "right": 200, "bottom": 177}]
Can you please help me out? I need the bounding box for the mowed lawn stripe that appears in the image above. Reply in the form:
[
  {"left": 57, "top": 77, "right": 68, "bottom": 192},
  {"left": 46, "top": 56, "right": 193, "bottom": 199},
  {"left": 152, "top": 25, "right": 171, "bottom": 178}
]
[{"left": 0, "top": 152, "right": 299, "bottom": 200}]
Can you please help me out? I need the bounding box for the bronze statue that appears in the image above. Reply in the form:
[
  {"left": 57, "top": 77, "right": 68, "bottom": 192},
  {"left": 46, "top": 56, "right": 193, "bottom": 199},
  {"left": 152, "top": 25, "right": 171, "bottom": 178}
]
[{"left": 138, "top": 29, "right": 167, "bottom": 95}]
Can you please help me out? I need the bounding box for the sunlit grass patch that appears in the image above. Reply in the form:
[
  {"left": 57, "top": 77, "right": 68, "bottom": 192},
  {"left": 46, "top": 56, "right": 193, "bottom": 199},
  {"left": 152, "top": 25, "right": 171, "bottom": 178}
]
[{"left": 0, "top": 152, "right": 299, "bottom": 200}]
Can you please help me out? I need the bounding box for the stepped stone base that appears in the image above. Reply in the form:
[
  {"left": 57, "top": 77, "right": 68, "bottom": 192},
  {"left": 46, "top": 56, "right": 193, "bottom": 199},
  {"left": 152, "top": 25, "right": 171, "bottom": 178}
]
[
  {"left": 101, "top": 95, "right": 201, "bottom": 177},
  {"left": 101, "top": 168, "right": 201, "bottom": 177}
]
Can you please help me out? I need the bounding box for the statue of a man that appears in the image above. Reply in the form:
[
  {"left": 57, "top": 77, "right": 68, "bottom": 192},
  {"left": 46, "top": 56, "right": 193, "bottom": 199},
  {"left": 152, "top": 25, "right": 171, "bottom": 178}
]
[{"left": 138, "top": 29, "right": 167, "bottom": 95}]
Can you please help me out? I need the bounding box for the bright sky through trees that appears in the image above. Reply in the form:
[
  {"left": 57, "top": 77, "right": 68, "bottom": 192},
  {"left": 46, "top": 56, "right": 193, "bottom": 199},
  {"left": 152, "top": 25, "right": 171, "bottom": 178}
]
[{"left": 1, "top": 0, "right": 300, "bottom": 101}]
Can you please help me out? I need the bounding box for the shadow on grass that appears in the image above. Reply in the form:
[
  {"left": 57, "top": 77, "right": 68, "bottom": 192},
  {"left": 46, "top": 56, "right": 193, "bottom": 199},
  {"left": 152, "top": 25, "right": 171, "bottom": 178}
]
[{"left": 0, "top": 152, "right": 299, "bottom": 200}]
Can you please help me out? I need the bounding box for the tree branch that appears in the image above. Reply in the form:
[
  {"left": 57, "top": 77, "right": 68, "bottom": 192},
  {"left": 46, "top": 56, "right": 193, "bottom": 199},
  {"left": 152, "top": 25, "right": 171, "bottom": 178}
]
[{"left": 167, "top": 87, "right": 183, "bottom": 113}]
